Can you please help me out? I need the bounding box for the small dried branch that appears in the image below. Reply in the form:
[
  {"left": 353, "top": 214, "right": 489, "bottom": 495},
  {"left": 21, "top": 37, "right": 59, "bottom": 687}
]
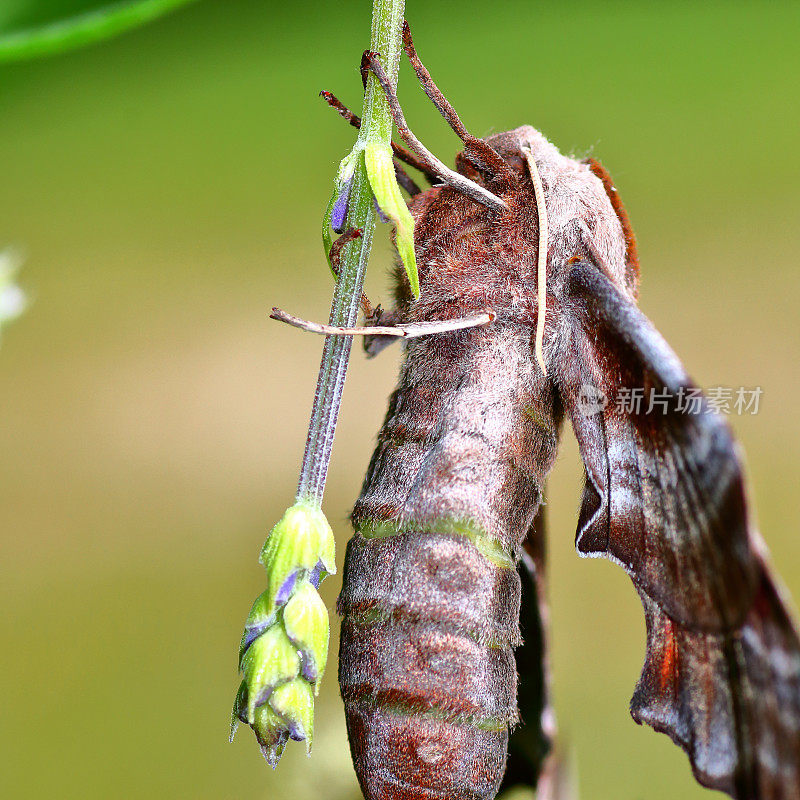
[{"left": 271, "top": 307, "right": 495, "bottom": 338}]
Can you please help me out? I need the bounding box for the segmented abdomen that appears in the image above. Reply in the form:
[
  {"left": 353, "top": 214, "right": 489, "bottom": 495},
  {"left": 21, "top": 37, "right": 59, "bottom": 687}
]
[{"left": 339, "top": 325, "right": 560, "bottom": 800}]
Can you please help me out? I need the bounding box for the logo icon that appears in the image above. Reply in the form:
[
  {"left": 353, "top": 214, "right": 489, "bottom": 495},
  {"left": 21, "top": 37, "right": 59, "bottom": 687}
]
[{"left": 577, "top": 383, "right": 608, "bottom": 416}]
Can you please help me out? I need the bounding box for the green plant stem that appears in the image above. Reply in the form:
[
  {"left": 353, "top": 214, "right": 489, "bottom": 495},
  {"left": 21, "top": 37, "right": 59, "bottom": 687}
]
[{"left": 296, "top": 0, "right": 405, "bottom": 506}]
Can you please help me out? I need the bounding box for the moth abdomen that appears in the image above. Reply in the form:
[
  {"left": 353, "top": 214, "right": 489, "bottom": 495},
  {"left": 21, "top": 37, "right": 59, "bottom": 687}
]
[
  {"left": 339, "top": 324, "right": 561, "bottom": 799},
  {"left": 339, "top": 611, "right": 517, "bottom": 723},
  {"left": 344, "top": 702, "right": 509, "bottom": 800},
  {"left": 339, "top": 528, "right": 521, "bottom": 800}
]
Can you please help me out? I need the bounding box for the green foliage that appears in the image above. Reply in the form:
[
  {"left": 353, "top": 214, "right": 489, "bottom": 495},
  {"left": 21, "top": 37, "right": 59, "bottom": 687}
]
[{"left": 0, "top": 0, "right": 198, "bottom": 62}]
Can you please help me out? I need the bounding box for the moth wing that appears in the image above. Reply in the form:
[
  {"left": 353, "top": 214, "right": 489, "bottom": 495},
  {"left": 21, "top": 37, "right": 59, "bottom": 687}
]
[
  {"left": 501, "top": 506, "right": 552, "bottom": 793},
  {"left": 502, "top": 505, "right": 576, "bottom": 798},
  {"left": 555, "top": 259, "right": 800, "bottom": 798}
]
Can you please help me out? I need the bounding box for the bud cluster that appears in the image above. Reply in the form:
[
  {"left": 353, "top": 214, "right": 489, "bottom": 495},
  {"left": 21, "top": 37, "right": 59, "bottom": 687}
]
[{"left": 231, "top": 501, "right": 335, "bottom": 767}]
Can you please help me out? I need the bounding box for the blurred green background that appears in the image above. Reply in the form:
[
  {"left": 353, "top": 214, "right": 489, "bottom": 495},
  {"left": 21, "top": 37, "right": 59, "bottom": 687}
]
[{"left": 1, "top": 1, "right": 798, "bottom": 798}]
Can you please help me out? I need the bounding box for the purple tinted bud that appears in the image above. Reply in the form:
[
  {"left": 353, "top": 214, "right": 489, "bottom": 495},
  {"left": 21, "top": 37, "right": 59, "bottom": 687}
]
[
  {"left": 308, "top": 561, "right": 324, "bottom": 588},
  {"left": 300, "top": 653, "right": 317, "bottom": 682},
  {"left": 373, "top": 196, "right": 390, "bottom": 223},
  {"left": 331, "top": 177, "right": 353, "bottom": 233},
  {"left": 241, "top": 621, "right": 271, "bottom": 657},
  {"left": 288, "top": 726, "right": 305, "bottom": 742},
  {"left": 275, "top": 569, "right": 299, "bottom": 605},
  {"left": 253, "top": 684, "right": 274, "bottom": 709}
]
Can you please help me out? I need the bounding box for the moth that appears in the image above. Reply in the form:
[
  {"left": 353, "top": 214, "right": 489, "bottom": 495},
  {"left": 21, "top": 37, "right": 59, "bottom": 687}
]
[{"left": 325, "top": 24, "right": 800, "bottom": 800}]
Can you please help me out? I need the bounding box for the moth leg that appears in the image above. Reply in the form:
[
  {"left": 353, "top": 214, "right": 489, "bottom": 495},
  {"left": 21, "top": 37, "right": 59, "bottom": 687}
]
[
  {"left": 362, "top": 306, "right": 401, "bottom": 358},
  {"left": 401, "top": 22, "right": 516, "bottom": 186},
  {"left": 328, "top": 228, "right": 405, "bottom": 357},
  {"left": 329, "top": 228, "right": 401, "bottom": 356},
  {"left": 362, "top": 51, "right": 507, "bottom": 211},
  {"left": 320, "top": 89, "right": 431, "bottom": 193},
  {"left": 327, "top": 227, "right": 375, "bottom": 317}
]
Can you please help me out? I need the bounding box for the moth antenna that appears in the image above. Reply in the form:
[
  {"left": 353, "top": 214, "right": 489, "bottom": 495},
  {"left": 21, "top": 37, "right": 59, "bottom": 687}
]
[
  {"left": 328, "top": 228, "right": 375, "bottom": 317},
  {"left": 319, "top": 90, "right": 430, "bottom": 192},
  {"left": 522, "top": 145, "right": 549, "bottom": 376},
  {"left": 363, "top": 51, "right": 508, "bottom": 212},
  {"left": 270, "top": 307, "right": 495, "bottom": 339},
  {"left": 401, "top": 22, "right": 515, "bottom": 183}
]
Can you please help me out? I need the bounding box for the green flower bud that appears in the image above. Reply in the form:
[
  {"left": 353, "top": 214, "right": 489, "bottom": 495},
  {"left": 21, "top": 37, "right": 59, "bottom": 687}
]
[
  {"left": 232, "top": 501, "right": 335, "bottom": 767},
  {"left": 241, "top": 626, "right": 300, "bottom": 723},
  {"left": 251, "top": 701, "right": 290, "bottom": 767},
  {"left": 283, "top": 582, "right": 329, "bottom": 689},
  {"left": 330, "top": 150, "right": 359, "bottom": 232},
  {"left": 323, "top": 141, "right": 419, "bottom": 299},
  {"left": 269, "top": 678, "right": 314, "bottom": 751},
  {"left": 259, "top": 501, "right": 335, "bottom": 610},
  {"left": 364, "top": 142, "right": 419, "bottom": 298},
  {"left": 238, "top": 588, "right": 276, "bottom": 663},
  {"left": 231, "top": 680, "right": 291, "bottom": 767}
]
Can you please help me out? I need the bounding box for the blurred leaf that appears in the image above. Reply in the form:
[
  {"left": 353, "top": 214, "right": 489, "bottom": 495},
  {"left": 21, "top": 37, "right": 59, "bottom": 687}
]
[{"left": 0, "top": 0, "right": 199, "bottom": 62}]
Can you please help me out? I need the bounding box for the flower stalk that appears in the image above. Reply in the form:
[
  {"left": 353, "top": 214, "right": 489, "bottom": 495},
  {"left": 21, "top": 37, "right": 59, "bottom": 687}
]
[
  {"left": 234, "top": 0, "right": 413, "bottom": 768},
  {"left": 304, "top": 0, "right": 414, "bottom": 506}
]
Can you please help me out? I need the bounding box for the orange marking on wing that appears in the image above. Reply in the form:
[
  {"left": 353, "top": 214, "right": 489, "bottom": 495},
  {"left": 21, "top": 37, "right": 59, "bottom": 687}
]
[
  {"left": 585, "top": 157, "right": 641, "bottom": 297},
  {"left": 659, "top": 617, "right": 679, "bottom": 691}
]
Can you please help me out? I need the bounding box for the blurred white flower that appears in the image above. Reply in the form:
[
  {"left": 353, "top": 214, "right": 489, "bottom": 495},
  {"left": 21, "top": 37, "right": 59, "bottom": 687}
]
[{"left": 0, "top": 248, "right": 26, "bottom": 334}]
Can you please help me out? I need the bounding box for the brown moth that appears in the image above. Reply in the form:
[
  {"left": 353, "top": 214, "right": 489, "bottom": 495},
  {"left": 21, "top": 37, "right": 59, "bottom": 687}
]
[{"left": 329, "top": 23, "right": 800, "bottom": 800}]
